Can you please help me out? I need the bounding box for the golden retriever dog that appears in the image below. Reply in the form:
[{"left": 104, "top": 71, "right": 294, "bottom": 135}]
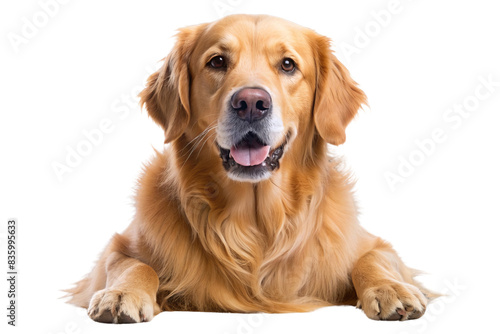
[{"left": 67, "top": 14, "right": 435, "bottom": 323}]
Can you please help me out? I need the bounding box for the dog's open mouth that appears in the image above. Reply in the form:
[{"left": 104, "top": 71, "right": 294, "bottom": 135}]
[{"left": 218, "top": 132, "right": 287, "bottom": 177}]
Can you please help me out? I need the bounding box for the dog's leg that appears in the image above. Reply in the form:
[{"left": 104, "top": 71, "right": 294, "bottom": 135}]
[
  {"left": 86, "top": 250, "right": 161, "bottom": 323},
  {"left": 67, "top": 232, "right": 161, "bottom": 323},
  {"left": 351, "top": 237, "right": 430, "bottom": 321}
]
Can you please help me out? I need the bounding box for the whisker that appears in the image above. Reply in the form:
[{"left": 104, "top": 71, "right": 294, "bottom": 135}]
[
  {"left": 195, "top": 131, "right": 218, "bottom": 160},
  {"left": 178, "top": 122, "right": 218, "bottom": 158},
  {"left": 180, "top": 125, "right": 218, "bottom": 168},
  {"left": 180, "top": 121, "right": 217, "bottom": 149},
  {"left": 183, "top": 127, "right": 215, "bottom": 157}
]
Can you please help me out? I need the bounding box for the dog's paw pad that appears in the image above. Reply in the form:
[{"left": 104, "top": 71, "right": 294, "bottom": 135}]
[
  {"left": 88, "top": 288, "right": 154, "bottom": 324},
  {"left": 358, "top": 281, "right": 427, "bottom": 321}
]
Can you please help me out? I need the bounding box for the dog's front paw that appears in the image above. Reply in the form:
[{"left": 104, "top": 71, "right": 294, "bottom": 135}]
[
  {"left": 356, "top": 281, "right": 427, "bottom": 321},
  {"left": 88, "top": 288, "right": 155, "bottom": 323}
]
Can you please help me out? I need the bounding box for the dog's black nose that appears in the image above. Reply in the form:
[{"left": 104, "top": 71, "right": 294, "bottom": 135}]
[{"left": 231, "top": 88, "right": 271, "bottom": 122}]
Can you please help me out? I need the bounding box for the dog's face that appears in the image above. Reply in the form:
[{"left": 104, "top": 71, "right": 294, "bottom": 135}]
[{"left": 140, "top": 15, "right": 366, "bottom": 182}]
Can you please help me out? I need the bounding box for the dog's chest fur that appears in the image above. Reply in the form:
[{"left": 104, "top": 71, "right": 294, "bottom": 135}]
[{"left": 135, "top": 149, "right": 359, "bottom": 311}]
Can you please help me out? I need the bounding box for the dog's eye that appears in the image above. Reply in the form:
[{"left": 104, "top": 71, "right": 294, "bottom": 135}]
[
  {"left": 281, "top": 58, "right": 295, "bottom": 73},
  {"left": 209, "top": 56, "right": 227, "bottom": 69}
]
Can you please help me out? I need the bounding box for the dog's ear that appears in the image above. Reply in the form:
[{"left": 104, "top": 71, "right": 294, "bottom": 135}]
[
  {"left": 140, "top": 24, "right": 206, "bottom": 143},
  {"left": 312, "top": 35, "right": 367, "bottom": 145}
]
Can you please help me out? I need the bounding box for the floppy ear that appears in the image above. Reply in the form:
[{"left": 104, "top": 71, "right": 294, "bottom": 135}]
[
  {"left": 139, "top": 24, "right": 206, "bottom": 143},
  {"left": 313, "top": 36, "right": 367, "bottom": 145}
]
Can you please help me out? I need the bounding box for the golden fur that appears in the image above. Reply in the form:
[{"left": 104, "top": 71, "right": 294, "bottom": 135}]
[{"left": 66, "top": 14, "right": 434, "bottom": 322}]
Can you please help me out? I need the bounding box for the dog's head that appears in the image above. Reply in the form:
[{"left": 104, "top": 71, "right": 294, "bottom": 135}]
[{"left": 140, "top": 15, "right": 366, "bottom": 182}]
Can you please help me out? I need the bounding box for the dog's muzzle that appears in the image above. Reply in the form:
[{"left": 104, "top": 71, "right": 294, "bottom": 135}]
[{"left": 216, "top": 87, "right": 289, "bottom": 182}]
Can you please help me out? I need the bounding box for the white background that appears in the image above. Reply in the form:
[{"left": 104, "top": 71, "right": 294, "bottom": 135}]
[{"left": 1, "top": 0, "right": 499, "bottom": 333}]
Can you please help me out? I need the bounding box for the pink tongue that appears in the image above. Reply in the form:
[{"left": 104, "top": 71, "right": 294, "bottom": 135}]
[{"left": 230, "top": 145, "right": 271, "bottom": 166}]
